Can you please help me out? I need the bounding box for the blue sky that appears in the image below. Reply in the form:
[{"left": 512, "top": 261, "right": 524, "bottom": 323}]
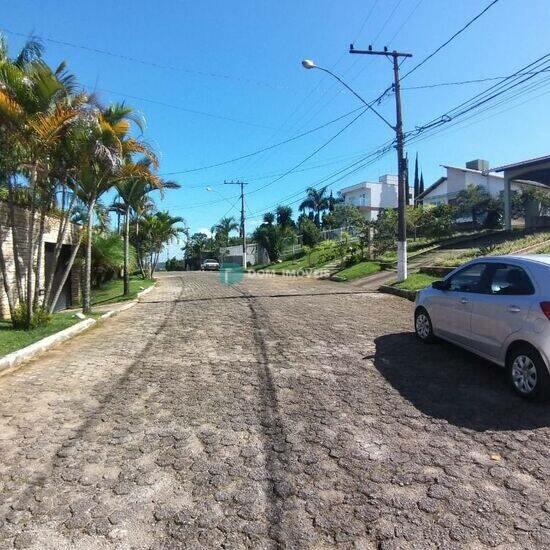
[{"left": 3, "top": 0, "right": 550, "bottom": 258}]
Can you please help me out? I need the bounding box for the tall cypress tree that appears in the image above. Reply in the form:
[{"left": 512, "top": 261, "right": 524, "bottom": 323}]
[
  {"left": 413, "top": 153, "right": 420, "bottom": 206},
  {"left": 419, "top": 172, "right": 425, "bottom": 205}
]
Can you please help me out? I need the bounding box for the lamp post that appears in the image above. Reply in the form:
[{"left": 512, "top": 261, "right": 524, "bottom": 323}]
[{"left": 301, "top": 58, "right": 409, "bottom": 281}]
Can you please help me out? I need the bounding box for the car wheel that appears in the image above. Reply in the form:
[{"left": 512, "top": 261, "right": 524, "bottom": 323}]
[
  {"left": 507, "top": 345, "right": 550, "bottom": 401},
  {"left": 415, "top": 307, "right": 435, "bottom": 343}
]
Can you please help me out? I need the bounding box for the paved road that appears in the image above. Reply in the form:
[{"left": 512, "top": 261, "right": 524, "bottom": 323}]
[{"left": 1, "top": 272, "right": 550, "bottom": 549}]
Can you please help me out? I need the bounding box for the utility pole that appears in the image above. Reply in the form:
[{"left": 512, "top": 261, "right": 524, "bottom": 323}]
[
  {"left": 224, "top": 180, "right": 248, "bottom": 269},
  {"left": 350, "top": 44, "right": 412, "bottom": 282}
]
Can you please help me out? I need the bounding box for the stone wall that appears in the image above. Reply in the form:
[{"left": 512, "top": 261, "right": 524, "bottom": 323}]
[{"left": 0, "top": 202, "right": 81, "bottom": 320}]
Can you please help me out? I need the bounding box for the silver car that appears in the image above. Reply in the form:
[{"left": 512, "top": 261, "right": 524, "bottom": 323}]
[{"left": 415, "top": 255, "right": 550, "bottom": 400}]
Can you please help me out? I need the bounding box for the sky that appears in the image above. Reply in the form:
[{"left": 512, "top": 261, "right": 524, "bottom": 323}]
[{"left": 3, "top": 0, "right": 550, "bottom": 258}]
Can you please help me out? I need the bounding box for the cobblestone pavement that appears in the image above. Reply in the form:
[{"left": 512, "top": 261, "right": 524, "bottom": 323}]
[{"left": 1, "top": 272, "right": 550, "bottom": 549}]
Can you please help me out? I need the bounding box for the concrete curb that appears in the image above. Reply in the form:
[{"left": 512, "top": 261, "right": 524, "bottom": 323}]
[
  {"left": 379, "top": 284, "right": 418, "bottom": 302},
  {"left": 0, "top": 281, "right": 157, "bottom": 377},
  {"left": 0, "top": 318, "right": 95, "bottom": 377}
]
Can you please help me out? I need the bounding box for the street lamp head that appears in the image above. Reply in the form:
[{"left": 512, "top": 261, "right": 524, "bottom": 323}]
[
  {"left": 301, "top": 59, "right": 316, "bottom": 70},
  {"left": 205, "top": 186, "right": 213, "bottom": 192}
]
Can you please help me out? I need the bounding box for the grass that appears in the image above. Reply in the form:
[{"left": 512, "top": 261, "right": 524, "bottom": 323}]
[
  {"left": 0, "top": 313, "right": 81, "bottom": 358},
  {"left": 254, "top": 248, "right": 341, "bottom": 273},
  {"left": 91, "top": 276, "right": 155, "bottom": 306},
  {"left": 435, "top": 229, "right": 550, "bottom": 267},
  {"left": 333, "top": 261, "right": 381, "bottom": 281},
  {"left": 393, "top": 273, "right": 440, "bottom": 291}
]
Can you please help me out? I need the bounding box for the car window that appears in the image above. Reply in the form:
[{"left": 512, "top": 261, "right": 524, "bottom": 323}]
[
  {"left": 447, "top": 263, "right": 490, "bottom": 293},
  {"left": 489, "top": 264, "right": 535, "bottom": 295}
]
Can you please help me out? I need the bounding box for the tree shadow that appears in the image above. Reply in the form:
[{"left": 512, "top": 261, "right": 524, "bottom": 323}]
[{"left": 372, "top": 332, "right": 550, "bottom": 431}]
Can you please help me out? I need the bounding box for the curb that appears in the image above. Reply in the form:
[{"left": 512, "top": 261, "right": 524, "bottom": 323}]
[
  {"left": 0, "top": 318, "right": 95, "bottom": 378},
  {"left": 379, "top": 285, "right": 418, "bottom": 302},
  {"left": 0, "top": 281, "right": 157, "bottom": 378}
]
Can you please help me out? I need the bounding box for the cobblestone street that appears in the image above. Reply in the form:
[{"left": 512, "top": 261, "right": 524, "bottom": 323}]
[{"left": 1, "top": 272, "right": 550, "bottom": 549}]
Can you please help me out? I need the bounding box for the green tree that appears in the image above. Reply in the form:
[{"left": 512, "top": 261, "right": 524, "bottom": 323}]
[
  {"left": 299, "top": 186, "right": 330, "bottom": 227},
  {"left": 455, "top": 184, "right": 492, "bottom": 228},
  {"left": 299, "top": 217, "right": 321, "bottom": 248},
  {"left": 275, "top": 205, "right": 295, "bottom": 229},
  {"left": 214, "top": 216, "right": 239, "bottom": 247}
]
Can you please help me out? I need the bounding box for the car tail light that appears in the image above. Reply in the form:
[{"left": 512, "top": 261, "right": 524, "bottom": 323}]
[{"left": 540, "top": 302, "right": 550, "bottom": 320}]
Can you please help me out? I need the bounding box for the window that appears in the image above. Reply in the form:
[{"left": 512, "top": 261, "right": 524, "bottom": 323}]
[
  {"left": 489, "top": 264, "right": 534, "bottom": 296},
  {"left": 447, "top": 263, "right": 490, "bottom": 293}
]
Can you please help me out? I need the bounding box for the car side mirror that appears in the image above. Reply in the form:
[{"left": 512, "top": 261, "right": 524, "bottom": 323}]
[{"left": 432, "top": 280, "right": 449, "bottom": 291}]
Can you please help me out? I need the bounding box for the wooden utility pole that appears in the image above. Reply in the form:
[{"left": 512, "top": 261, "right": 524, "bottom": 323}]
[
  {"left": 224, "top": 180, "right": 248, "bottom": 268},
  {"left": 350, "top": 44, "right": 412, "bottom": 282}
]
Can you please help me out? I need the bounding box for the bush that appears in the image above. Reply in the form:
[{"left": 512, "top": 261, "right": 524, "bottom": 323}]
[
  {"left": 91, "top": 232, "right": 135, "bottom": 286},
  {"left": 299, "top": 218, "right": 321, "bottom": 247},
  {"left": 12, "top": 304, "right": 51, "bottom": 329}
]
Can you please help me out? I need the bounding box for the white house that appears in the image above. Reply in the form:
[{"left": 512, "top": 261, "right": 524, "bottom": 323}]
[
  {"left": 417, "top": 159, "right": 537, "bottom": 206},
  {"left": 338, "top": 175, "right": 409, "bottom": 221}
]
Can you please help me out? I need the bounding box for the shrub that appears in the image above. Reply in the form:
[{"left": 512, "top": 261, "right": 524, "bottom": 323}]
[
  {"left": 12, "top": 304, "right": 51, "bottom": 329},
  {"left": 92, "top": 232, "right": 135, "bottom": 286}
]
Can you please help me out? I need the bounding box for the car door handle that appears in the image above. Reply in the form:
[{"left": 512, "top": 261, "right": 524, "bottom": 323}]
[
  {"left": 460, "top": 298, "right": 469, "bottom": 304},
  {"left": 508, "top": 305, "right": 521, "bottom": 313}
]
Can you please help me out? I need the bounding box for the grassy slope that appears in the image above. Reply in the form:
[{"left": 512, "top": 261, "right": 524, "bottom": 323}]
[
  {"left": 0, "top": 313, "right": 79, "bottom": 357},
  {"left": 333, "top": 261, "right": 381, "bottom": 281},
  {"left": 435, "top": 230, "right": 550, "bottom": 267},
  {"left": 91, "top": 276, "right": 155, "bottom": 306},
  {"left": 254, "top": 249, "right": 337, "bottom": 273},
  {"left": 393, "top": 273, "right": 440, "bottom": 291}
]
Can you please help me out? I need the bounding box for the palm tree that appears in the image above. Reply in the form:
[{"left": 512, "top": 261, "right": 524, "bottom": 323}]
[
  {"left": 71, "top": 102, "right": 157, "bottom": 313},
  {"left": 116, "top": 158, "right": 179, "bottom": 295},
  {"left": 299, "top": 186, "right": 330, "bottom": 227},
  {"left": 136, "top": 211, "right": 185, "bottom": 278},
  {"left": 263, "top": 212, "right": 275, "bottom": 225},
  {"left": 275, "top": 205, "right": 294, "bottom": 229},
  {"left": 0, "top": 38, "right": 84, "bottom": 325},
  {"left": 214, "top": 216, "right": 239, "bottom": 246}
]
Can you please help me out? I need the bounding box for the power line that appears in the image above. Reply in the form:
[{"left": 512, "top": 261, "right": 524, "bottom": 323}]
[
  {"left": 247, "top": 108, "right": 368, "bottom": 197},
  {"left": 246, "top": 86, "right": 392, "bottom": 197},
  {"left": 92, "top": 85, "right": 275, "bottom": 130},
  {"left": 0, "top": 27, "right": 286, "bottom": 91},
  {"left": 402, "top": 70, "right": 550, "bottom": 90},
  {"left": 159, "top": 106, "right": 365, "bottom": 176},
  {"left": 400, "top": 0, "right": 500, "bottom": 81}
]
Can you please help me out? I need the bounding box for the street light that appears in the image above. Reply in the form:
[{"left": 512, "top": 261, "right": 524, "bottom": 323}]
[{"left": 301, "top": 58, "right": 408, "bottom": 281}]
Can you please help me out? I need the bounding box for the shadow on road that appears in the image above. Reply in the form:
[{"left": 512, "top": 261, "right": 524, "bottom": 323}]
[
  {"left": 140, "top": 289, "right": 377, "bottom": 305},
  {"left": 372, "top": 332, "right": 550, "bottom": 432}
]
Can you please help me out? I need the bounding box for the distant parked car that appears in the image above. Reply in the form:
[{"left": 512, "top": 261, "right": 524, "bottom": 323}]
[
  {"left": 201, "top": 259, "right": 220, "bottom": 271},
  {"left": 414, "top": 255, "right": 550, "bottom": 400}
]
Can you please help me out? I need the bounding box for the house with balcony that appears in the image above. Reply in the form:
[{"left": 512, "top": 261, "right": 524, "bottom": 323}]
[{"left": 338, "top": 175, "right": 408, "bottom": 221}]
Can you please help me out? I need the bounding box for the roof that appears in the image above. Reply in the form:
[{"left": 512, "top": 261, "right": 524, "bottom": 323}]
[
  {"left": 491, "top": 154, "right": 550, "bottom": 174},
  {"left": 416, "top": 176, "right": 446, "bottom": 201},
  {"left": 339, "top": 180, "right": 398, "bottom": 195},
  {"left": 442, "top": 164, "right": 503, "bottom": 177}
]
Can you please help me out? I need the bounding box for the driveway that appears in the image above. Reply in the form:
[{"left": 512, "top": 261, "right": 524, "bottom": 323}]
[{"left": 0, "top": 272, "right": 549, "bottom": 549}]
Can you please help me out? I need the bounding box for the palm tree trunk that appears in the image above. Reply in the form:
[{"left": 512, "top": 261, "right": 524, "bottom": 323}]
[
  {"left": 123, "top": 207, "right": 130, "bottom": 296},
  {"left": 48, "top": 234, "right": 82, "bottom": 314},
  {"left": 82, "top": 196, "right": 95, "bottom": 314},
  {"left": 44, "top": 190, "right": 77, "bottom": 306},
  {"left": 0, "top": 228, "right": 16, "bottom": 320},
  {"left": 6, "top": 175, "right": 24, "bottom": 302},
  {"left": 25, "top": 166, "right": 38, "bottom": 327},
  {"left": 33, "top": 205, "right": 48, "bottom": 309}
]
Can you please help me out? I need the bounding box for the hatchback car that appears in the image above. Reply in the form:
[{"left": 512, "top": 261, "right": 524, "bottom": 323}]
[
  {"left": 415, "top": 255, "right": 550, "bottom": 400},
  {"left": 201, "top": 259, "right": 220, "bottom": 271}
]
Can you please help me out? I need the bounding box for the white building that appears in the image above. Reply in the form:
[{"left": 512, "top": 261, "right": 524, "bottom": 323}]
[
  {"left": 417, "top": 159, "right": 536, "bottom": 206},
  {"left": 338, "top": 175, "right": 408, "bottom": 221}
]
